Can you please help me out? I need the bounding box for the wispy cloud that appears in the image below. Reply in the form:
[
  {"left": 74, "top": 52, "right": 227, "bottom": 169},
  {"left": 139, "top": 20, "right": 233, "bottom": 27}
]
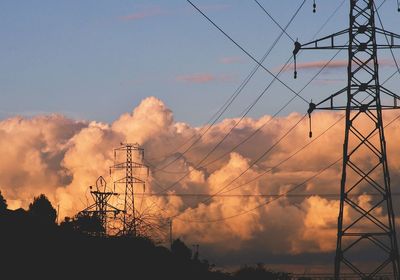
[
  {"left": 313, "top": 78, "right": 345, "bottom": 85},
  {"left": 119, "top": 7, "right": 163, "bottom": 21},
  {"left": 176, "top": 73, "right": 215, "bottom": 84},
  {"left": 282, "top": 58, "right": 396, "bottom": 72},
  {"left": 176, "top": 73, "right": 234, "bottom": 84},
  {"left": 219, "top": 56, "right": 243, "bottom": 64},
  {"left": 293, "top": 60, "right": 347, "bottom": 71}
]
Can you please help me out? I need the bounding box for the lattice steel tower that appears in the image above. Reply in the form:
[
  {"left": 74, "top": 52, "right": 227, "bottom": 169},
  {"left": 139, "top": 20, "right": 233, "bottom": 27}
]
[
  {"left": 294, "top": 1, "right": 400, "bottom": 278},
  {"left": 110, "top": 143, "right": 148, "bottom": 236},
  {"left": 79, "top": 176, "right": 120, "bottom": 237}
]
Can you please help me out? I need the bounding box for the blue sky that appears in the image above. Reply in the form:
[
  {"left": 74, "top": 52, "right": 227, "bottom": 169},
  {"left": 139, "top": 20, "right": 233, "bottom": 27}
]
[{"left": 1, "top": 0, "right": 399, "bottom": 125}]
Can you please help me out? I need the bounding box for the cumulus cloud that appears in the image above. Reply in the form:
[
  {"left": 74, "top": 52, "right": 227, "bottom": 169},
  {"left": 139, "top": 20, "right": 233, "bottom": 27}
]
[{"left": 1, "top": 97, "right": 400, "bottom": 269}]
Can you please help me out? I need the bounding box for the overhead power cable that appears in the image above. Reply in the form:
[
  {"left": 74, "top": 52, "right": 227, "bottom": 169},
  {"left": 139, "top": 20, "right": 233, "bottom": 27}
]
[
  {"left": 134, "top": 192, "right": 400, "bottom": 198},
  {"left": 186, "top": 0, "right": 308, "bottom": 104},
  {"left": 150, "top": 0, "right": 394, "bottom": 194},
  {"left": 176, "top": 158, "right": 341, "bottom": 223},
  {"left": 374, "top": 4, "right": 400, "bottom": 76},
  {"left": 154, "top": 0, "right": 306, "bottom": 173},
  {"left": 172, "top": 112, "right": 400, "bottom": 223},
  {"left": 153, "top": 54, "right": 295, "bottom": 195},
  {"left": 253, "top": 0, "right": 296, "bottom": 42},
  {"left": 152, "top": 1, "right": 306, "bottom": 173},
  {"left": 150, "top": 1, "right": 360, "bottom": 191},
  {"left": 193, "top": 1, "right": 348, "bottom": 169},
  {"left": 151, "top": 0, "right": 400, "bottom": 223},
  {"left": 312, "top": 0, "right": 346, "bottom": 39},
  {"left": 151, "top": 0, "right": 349, "bottom": 179}
]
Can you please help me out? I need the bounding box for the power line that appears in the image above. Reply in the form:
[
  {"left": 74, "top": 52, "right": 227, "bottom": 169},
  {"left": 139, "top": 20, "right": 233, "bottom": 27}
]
[
  {"left": 150, "top": 0, "right": 396, "bottom": 200},
  {"left": 312, "top": 0, "right": 346, "bottom": 40},
  {"left": 253, "top": 0, "right": 296, "bottom": 43},
  {"left": 374, "top": 3, "right": 400, "bottom": 76},
  {"left": 150, "top": 1, "right": 354, "bottom": 183},
  {"left": 199, "top": 49, "right": 343, "bottom": 169},
  {"left": 202, "top": 113, "right": 308, "bottom": 204},
  {"left": 167, "top": 111, "right": 400, "bottom": 223},
  {"left": 186, "top": 0, "right": 308, "bottom": 104},
  {"left": 153, "top": 0, "right": 354, "bottom": 173},
  {"left": 152, "top": 55, "right": 299, "bottom": 195},
  {"left": 153, "top": 1, "right": 400, "bottom": 225},
  {"left": 175, "top": 158, "right": 341, "bottom": 223},
  {"left": 152, "top": 0, "right": 306, "bottom": 174},
  {"left": 133, "top": 192, "right": 400, "bottom": 198}
]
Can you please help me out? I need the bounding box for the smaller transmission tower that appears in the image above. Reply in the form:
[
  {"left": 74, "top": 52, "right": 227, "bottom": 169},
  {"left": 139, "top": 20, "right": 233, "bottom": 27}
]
[
  {"left": 110, "top": 143, "right": 148, "bottom": 237},
  {"left": 79, "top": 176, "right": 120, "bottom": 236}
]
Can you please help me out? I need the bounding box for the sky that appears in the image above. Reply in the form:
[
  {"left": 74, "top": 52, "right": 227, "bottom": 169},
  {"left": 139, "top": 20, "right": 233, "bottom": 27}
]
[
  {"left": 2, "top": 0, "right": 400, "bottom": 274},
  {"left": 0, "top": 0, "right": 399, "bottom": 126}
]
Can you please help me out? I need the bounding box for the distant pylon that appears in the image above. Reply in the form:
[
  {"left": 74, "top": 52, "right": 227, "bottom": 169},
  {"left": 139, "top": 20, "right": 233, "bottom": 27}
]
[
  {"left": 110, "top": 143, "right": 148, "bottom": 236},
  {"left": 294, "top": 1, "right": 400, "bottom": 278},
  {"left": 79, "top": 176, "right": 120, "bottom": 236}
]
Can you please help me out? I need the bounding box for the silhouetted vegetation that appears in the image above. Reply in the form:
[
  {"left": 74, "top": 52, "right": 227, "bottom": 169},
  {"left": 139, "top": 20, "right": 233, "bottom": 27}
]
[
  {"left": 234, "top": 263, "right": 291, "bottom": 280},
  {"left": 0, "top": 192, "right": 294, "bottom": 279},
  {"left": 0, "top": 190, "right": 7, "bottom": 213}
]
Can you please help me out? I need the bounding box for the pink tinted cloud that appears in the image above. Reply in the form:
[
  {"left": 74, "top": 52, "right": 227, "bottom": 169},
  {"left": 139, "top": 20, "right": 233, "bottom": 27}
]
[
  {"left": 283, "top": 58, "right": 395, "bottom": 72},
  {"left": 219, "top": 56, "right": 243, "bottom": 64},
  {"left": 176, "top": 73, "right": 235, "bottom": 84},
  {"left": 314, "top": 78, "right": 345, "bottom": 85},
  {"left": 176, "top": 73, "right": 215, "bottom": 84},
  {"left": 119, "top": 7, "right": 163, "bottom": 21},
  {"left": 294, "top": 60, "right": 347, "bottom": 71}
]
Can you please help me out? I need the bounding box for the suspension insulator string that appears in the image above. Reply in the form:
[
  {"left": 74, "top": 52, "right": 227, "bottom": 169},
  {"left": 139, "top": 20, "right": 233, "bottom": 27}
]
[
  {"left": 293, "top": 40, "right": 301, "bottom": 79},
  {"left": 307, "top": 101, "right": 316, "bottom": 138},
  {"left": 313, "top": 0, "right": 317, "bottom": 13}
]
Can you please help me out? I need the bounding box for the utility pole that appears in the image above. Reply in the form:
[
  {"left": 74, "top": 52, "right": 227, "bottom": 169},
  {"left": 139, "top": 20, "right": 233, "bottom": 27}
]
[
  {"left": 110, "top": 143, "right": 148, "bottom": 237},
  {"left": 294, "top": 1, "right": 400, "bottom": 278}
]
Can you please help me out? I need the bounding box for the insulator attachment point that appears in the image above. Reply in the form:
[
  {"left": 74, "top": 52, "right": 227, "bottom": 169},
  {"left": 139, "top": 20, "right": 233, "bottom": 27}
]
[{"left": 307, "top": 102, "right": 316, "bottom": 115}]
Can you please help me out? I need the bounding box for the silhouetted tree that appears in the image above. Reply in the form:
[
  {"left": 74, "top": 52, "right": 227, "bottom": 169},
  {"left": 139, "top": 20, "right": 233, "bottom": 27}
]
[
  {"left": 171, "top": 238, "right": 192, "bottom": 261},
  {"left": 73, "top": 213, "right": 104, "bottom": 235},
  {"left": 28, "top": 194, "right": 56, "bottom": 224},
  {"left": 234, "top": 263, "right": 290, "bottom": 280},
  {"left": 0, "top": 190, "right": 7, "bottom": 213}
]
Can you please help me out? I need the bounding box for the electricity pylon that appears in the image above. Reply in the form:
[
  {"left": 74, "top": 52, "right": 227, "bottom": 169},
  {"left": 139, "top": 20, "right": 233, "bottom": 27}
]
[
  {"left": 294, "top": 1, "right": 400, "bottom": 278},
  {"left": 79, "top": 176, "right": 120, "bottom": 237},
  {"left": 110, "top": 143, "right": 148, "bottom": 237}
]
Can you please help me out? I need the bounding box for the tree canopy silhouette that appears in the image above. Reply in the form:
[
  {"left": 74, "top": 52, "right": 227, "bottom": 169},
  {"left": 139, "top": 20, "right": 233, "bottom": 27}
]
[
  {"left": 28, "top": 194, "right": 57, "bottom": 224},
  {"left": 171, "top": 238, "right": 192, "bottom": 261},
  {"left": 0, "top": 193, "right": 295, "bottom": 280}
]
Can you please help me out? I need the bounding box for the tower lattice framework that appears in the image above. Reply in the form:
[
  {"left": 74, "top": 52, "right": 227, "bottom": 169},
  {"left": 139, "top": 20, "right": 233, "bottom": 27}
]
[
  {"left": 79, "top": 176, "right": 120, "bottom": 237},
  {"left": 294, "top": 0, "right": 400, "bottom": 278},
  {"left": 110, "top": 143, "right": 148, "bottom": 236}
]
